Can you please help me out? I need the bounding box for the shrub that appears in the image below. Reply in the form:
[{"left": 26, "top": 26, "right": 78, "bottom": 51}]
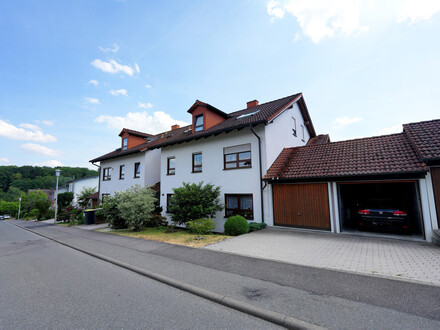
[
  {"left": 57, "top": 192, "right": 74, "bottom": 209},
  {"left": 224, "top": 215, "right": 249, "bottom": 236},
  {"left": 248, "top": 222, "right": 267, "bottom": 232},
  {"left": 98, "top": 196, "right": 127, "bottom": 229},
  {"left": 117, "top": 185, "right": 156, "bottom": 231},
  {"left": 23, "top": 208, "right": 39, "bottom": 220},
  {"left": 168, "top": 182, "right": 223, "bottom": 225},
  {"left": 149, "top": 214, "right": 168, "bottom": 227},
  {"left": 187, "top": 218, "right": 216, "bottom": 235},
  {"left": 77, "top": 211, "right": 85, "bottom": 225}
]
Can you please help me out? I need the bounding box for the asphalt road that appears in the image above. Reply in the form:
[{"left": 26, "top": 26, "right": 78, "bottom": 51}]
[
  {"left": 0, "top": 221, "right": 280, "bottom": 329},
  {"left": 4, "top": 221, "right": 440, "bottom": 329}
]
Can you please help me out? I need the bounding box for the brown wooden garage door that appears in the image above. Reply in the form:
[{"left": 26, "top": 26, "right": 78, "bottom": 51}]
[
  {"left": 273, "top": 183, "right": 331, "bottom": 230},
  {"left": 431, "top": 167, "right": 440, "bottom": 227}
]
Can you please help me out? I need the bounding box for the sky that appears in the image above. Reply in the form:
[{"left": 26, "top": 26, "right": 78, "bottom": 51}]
[{"left": 0, "top": 0, "right": 439, "bottom": 169}]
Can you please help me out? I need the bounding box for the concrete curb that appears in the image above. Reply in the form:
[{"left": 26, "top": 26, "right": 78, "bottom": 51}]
[{"left": 10, "top": 222, "right": 323, "bottom": 330}]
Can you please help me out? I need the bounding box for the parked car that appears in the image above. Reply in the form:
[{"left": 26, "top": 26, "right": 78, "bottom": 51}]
[
  {"left": 0, "top": 215, "right": 4, "bottom": 220},
  {"left": 357, "top": 198, "right": 410, "bottom": 233},
  {"left": 3, "top": 215, "right": 10, "bottom": 219}
]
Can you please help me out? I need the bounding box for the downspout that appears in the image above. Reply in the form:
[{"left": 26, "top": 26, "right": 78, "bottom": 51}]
[
  {"left": 250, "top": 126, "right": 265, "bottom": 223},
  {"left": 91, "top": 162, "right": 101, "bottom": 205}
]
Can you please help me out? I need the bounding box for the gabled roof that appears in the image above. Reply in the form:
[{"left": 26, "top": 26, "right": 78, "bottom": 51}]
[
  {"left": 403, "top": 119, "right": 440, "bottom": 163},
  {"left": 187, "top": 100, "right": 228, "bottom": 118},
  {"left": 149, "top": 93, "right": 316, "bottom": 150},
  {"left": 264, "top": 133, "right": 428, "bottom": 182},
  {"left": 119, "top": 128, "right": 155, "bottom": 138}
]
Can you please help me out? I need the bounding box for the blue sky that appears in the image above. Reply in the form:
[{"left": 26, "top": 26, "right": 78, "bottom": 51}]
[{"left": 0, "top": 0, "right": 439, "bottom": 169}]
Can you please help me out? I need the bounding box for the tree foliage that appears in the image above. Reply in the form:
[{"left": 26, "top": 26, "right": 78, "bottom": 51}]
[
  {"left": 76, "top": 186, "right": 96, "bottom": 210},
  {"left": 168, "top": 182, "right": 224, "bottom": 225},
  {"left": 57, "top": 192, "right": 74, "bottom": 209}
]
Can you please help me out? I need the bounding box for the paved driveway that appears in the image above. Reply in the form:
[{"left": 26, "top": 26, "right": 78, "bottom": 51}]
[{"left": 205, "top": 228, "right": 440, "bottom": 286}]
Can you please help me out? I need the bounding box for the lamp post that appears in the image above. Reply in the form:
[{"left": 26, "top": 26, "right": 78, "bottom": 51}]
[
  {"left": 17, "top": 197, "right": 21, "bottom": 220},
  {"left": 54, "top": 169, "right": 61, "bottom": 225}
]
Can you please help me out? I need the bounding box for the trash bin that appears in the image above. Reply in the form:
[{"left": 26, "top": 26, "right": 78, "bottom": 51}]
[{"left": 84, "top": 209, "right": 96, "bottom": 225}]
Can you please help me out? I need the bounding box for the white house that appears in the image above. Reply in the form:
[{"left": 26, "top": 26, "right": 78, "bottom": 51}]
[
  {"left": 57, "top": 176, "right": 99, "bottom": 207},
  {"left": 148, "top": 94, "right": 317, "bottom": 232}
]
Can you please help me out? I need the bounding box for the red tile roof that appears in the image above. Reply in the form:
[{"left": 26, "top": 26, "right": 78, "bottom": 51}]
[
  {"left": 403, "top": 119, "right": 440, "bottom": 162},
  {"left": 264, "top": 133, "right": 427, "bottom": 181}
]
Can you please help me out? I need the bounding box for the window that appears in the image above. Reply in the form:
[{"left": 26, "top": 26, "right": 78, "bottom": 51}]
[
  {"left": 101, "top": 193, "right": 110, "bottom": 203},
  {"left": 103, "top": 167, "right": 111, "bottom": 181},
  {"left": 134, "top": 162, "right": 140, "bottom": 178},
  {"left": 167, "top": 157, "right": 175, "bottom": 175},
  {"left": 166, "top": 194, "right": 174, "bottom": 213},
  {"left": 122, "top": 137, "right": 128, "bottom": 150},
  {"left": 224, "top": 144, "right": 251, "bottom": 169},
  {"left": 194, "top": 114, "right": 204, "bottom": 132},
  {"left": 225, "top": 194, "right": 253, "bottom": 220},
  {"left": 301, "top": 124, "right": 305, "bottom": 142},
  {"left": 192, "top": 153, "right": 202, "bottom": 173},
  {"left": 119, "top": 165, "right": 125, "bottom": 179},
  {"left": 292, "top": 117, "right": 297, "bottom": 136}
]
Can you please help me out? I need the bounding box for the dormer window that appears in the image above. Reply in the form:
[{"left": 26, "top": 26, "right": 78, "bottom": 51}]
[
  {"left": 122, "top": 137, "right": 128, "bottom": 150},
  {"left": 194, "top": 114, "right": 204, "bottom": 132}
]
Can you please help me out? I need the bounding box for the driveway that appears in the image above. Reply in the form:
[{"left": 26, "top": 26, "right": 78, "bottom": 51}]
[{"left": 205, "top": 227, "right": 440, "bottom": 286}]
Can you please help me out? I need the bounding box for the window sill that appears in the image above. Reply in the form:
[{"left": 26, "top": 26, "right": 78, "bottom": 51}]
[
  {"left": 119, "top": 178, "right": 124, "bottom": 180},
  {"left": 223, "top": 166, "right": 252, "bottom": 171},
  {"left": 102, "top": 179, "right": 111, "bottom": 181},
  {"left": 167, "top": 173, "right": 175, "bottom": 176},
  {"left": 191, "top": 171, "right": 202, "bottom": 174}
]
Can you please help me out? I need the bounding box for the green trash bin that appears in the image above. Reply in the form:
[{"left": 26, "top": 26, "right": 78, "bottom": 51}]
[{"left": 84, "top": 209, "right": 96, "bottom": 225}]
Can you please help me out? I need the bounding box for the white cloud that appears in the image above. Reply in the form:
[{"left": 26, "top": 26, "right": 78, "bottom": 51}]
[
  {"left": 332, "top": 116, "right": 363, "bottom": 129},
  {"left": 20, "top": 143, "right": 60, "bottom": 156},
  {"left": 98, "top": 43, "right": 119, "bottom": 53},
  {"left": 110, "top": 89, "right": 128, "bottom": 96},
  {"left": 138, "top": 102, "right": 153, "bottom": 109},
  {"left": 95, "top": 111, "right": 188, "bottom": 134},
  {"left": 0, "top": 157, "right": 9, "bottom": 164},
  {"left": 145, "top": 84, "right": 152, "bottom": 89},
  {"left": 91, "top": 59, "right": 140, "bottom": 76},
  {"left": 85, "top": 97, "right": 100, "bottom": 105},
  {"left": 0, "top": 120, "right": 57, "bottom": 142},
  {"left": 35, "top": 160, "right": 64, "bottom": 167},
  {"left": 267, "top": 0, "right": 369, "bottom": 43},
  {"left": 42, "top": 120, "right": 54, "bottom": 126},
  {"left": 89, "top": 79, "right": 99, "bottom": 86},
  {"left": 378, "top": 124, "right": 402, "bottom": 135},
  {"left": 397, "top": 0, "right": 440, "bottom": 24}
]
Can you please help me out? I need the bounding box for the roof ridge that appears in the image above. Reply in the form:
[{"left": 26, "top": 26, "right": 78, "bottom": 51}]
[{"left": 229, "top": 93, "right": 301, "bottom": 116}]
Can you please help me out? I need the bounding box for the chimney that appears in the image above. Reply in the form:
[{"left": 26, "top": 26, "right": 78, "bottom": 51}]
[
  {"left": 247, "top": 100, "right": 259, "bottom": 108},
  {"left": 171, "top": 124, "right": 180, "bottom": 131}
]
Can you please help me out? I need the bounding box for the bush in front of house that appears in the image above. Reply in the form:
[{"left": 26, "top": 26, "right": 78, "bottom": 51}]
[
  {"left": 99, "top": 195, "right": 127, "bottom": 229},
  {"left": 23, "top": 208, "right": 39, "bottom": 220},
  {"left": 187, "top": 218, "right": 216, "bottom": 235},
  {"left": 248, "top": 222, "right": 267, "bottom": 232},
  {"left": 168, "top": 182, "right": 223, "bottom": 225},
  {"left": 224, "top": 215, "right": 249, "bottom": 236}
]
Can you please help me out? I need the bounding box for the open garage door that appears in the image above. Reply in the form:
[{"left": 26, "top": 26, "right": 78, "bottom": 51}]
[
  {"left": 273, "top": 183, "right": 331, "bottom": 230},
  {"left": 338, "top": 181, "right": 424, "bottom": 239}
]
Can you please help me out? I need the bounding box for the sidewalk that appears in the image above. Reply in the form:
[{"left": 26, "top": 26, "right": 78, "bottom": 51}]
[
  {"left": 205, "top": 227, "right": 440, "bottom": 286},
  {"left": 9, "top": 221, "right": 440, "bottom": 329}
]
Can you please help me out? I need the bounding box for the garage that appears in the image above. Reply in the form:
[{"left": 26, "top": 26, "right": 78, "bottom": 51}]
[
  {"left": 272, "top": 183, "right": 331, "bottom": 230},
  {"left": 338, "top": 181, "right": 424, "bottom": 239}
]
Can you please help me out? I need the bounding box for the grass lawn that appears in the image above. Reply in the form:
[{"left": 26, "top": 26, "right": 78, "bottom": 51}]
[{"left": 102, "top": 227, "right": 231, "bottom": 248}]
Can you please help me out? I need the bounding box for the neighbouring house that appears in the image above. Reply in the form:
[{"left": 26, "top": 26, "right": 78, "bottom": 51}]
[
  {"left": 90, "top": 128, "right": 162, "bottom": 202},
  {"left": 264, "top": 119, "right": 440, "bottom": 242},
  {"left": 148, "top": 93, "right": 316, "bottom": 232},
  {"left": 57, "top": 176, "right": 99, "bottom": 207}
]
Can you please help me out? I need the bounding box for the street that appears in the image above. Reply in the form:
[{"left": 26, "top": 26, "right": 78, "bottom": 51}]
[
  {"left": 0, "top": 221, "right": 279, "bottom": 329},
  {"left": 2, "top": 220, "right": 440, "bottom": 329}
]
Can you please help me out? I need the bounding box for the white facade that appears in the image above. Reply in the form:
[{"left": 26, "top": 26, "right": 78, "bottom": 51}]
[
  {"left": 66, "top": 176, "right": 99, "bottom": 206},
  {"left": 160, "top": 101, "right": 310, "bottom": 232},
  {"left": 99, "top": 149, "right": 161, "bottom": 200}
]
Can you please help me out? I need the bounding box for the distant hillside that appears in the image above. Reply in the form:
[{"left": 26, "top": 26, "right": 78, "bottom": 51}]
[{"left": 0, "top": 166, "right": 98, "bottom": 193}]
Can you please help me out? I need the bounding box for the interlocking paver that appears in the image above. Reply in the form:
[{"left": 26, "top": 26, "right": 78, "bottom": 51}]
[{"left": 205, "top": 228, "right": 440, "bottom": 286}]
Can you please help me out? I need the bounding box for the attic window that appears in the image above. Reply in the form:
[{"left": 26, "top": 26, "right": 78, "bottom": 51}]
[
  {"left": 122, "top": 138, "right": 128, "bottom": 150},
  {"left": 194, "top": 115, "right": 204, "bottom": 132},
  {"left": 236, "top": 110, "right": 260, "bottom": 120}
]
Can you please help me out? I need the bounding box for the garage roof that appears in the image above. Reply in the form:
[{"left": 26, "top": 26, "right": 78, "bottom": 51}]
[
  {"left": 404, "top": 119, "right": 440, "bottom": 163},
  {"left": 264, "top": 133, "right": 428, "bottom": 182}
]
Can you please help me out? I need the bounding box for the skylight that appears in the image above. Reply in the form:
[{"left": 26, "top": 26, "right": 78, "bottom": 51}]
[{"left": 236, "top": 110, "right": 260, "bottom": 120}]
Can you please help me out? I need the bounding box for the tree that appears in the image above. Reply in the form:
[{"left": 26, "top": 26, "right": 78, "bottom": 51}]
[
  {"left": 21, "top": 191, "right": 49, "bottom": 219},
  {"left": 117, "top": 185, "right": 156, "bottom": 231},
  {"left": 57, "top": 192, "right": 74, "bottom": 209},
  {"left": 35, "top": 198, "right": 51, "bottom": 220},
  {"left": 76, "top": 186, "right": 96, "bottom": 210},
  {"left": 168, "top": 182, "right": 223, "bottom": 225}
]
